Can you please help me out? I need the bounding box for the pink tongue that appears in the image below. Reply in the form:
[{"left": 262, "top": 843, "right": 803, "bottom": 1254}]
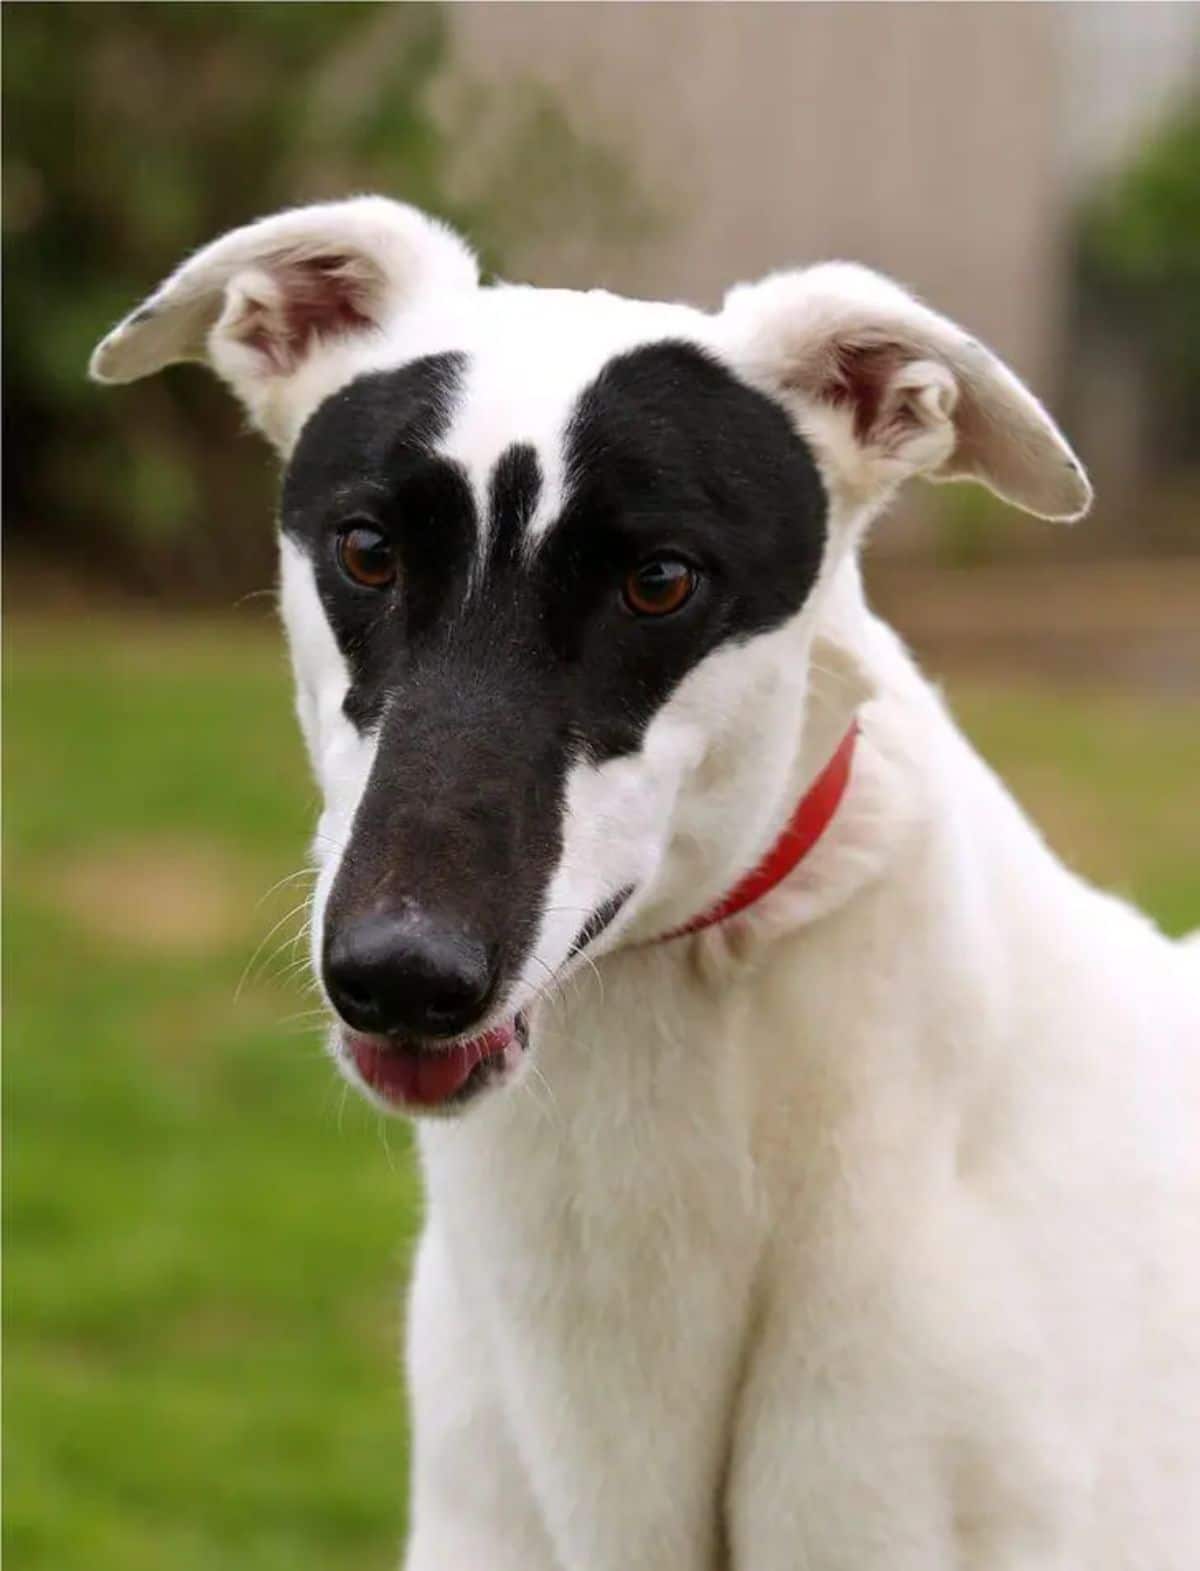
[{"left": 349, "top": 1024, "right": 513, "bottom": 1107}]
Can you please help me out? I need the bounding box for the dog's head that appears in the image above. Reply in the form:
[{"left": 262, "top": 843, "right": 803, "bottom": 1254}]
[{"left": 92, "top": 197, "right": 1089, "bottom": 1115}]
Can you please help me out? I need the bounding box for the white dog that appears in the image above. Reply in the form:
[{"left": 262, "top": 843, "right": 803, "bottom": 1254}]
[{"left": 93, "top": 198, "right": 1199, "bottom": 1570}]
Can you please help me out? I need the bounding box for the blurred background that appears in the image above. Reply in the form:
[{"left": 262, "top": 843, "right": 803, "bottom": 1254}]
[{"left": 4, "top": 5, "right": 1198, "bottom": 1568}]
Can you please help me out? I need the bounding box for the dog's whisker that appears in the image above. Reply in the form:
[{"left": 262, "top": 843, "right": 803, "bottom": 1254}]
[
  {"left": 268, "top": 954, "right": 316, "bottom": 986},
  {"left": 255, "top": 864, "right": 318, "bottom": 909},
  {"left": 520, "top": 955, "right": 577, "bottom": 1020},
  {"left": 267, "top": 923, "right": 315, "bottom": 970},
  {"left": 567, "top": 945, "right": 606, "bottom": 1006},
  {"left": 274, "top": 1005, "right": 331, "bottom": 1029},
  {"left": 375, "top": 1113, "right": 400, "bottom": 1177},
  {"left": 258, "top": 921, "right": 317, "bottom": 988},
  {"left": 234, "top": 897, "right": 316, "bottom": 1002}
]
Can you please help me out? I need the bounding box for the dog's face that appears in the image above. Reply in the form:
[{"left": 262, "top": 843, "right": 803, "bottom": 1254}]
[
  {"left": 92, "top": 198, "right": 1090, "bottom": 1116},
  {"left": 279, "top": 321, "right": 832, "bottom": 1113}
]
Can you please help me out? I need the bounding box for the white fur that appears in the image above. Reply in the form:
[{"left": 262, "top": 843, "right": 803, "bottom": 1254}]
[
  {"left": 405, "top": 584, "right": 1198, "bottom": 1571},
  {"left": 92, "top": 199, "right": 1197, "bottom": 1569},
  {"left": 277, "top": 535, "right": 378, "bottom": 973}
]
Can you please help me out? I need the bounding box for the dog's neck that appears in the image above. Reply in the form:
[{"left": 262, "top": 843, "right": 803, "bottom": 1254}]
[
  {"left": 651, "top": 722, "right": 860, "bottom": 945},
  {"left": 653, "top": 556, "right": 937, "bottom": 974}
]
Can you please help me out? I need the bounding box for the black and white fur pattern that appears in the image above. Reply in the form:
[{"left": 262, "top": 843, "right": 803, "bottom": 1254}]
[{"left": 93, "top": 198, "right": 1198, "bottom": 1570}]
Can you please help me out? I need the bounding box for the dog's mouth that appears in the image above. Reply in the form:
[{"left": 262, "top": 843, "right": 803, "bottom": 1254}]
[{"left": 338, "top": 1013, "right": 529, "bottom": 1113}]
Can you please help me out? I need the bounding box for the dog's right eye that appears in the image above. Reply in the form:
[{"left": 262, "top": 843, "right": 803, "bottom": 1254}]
[{"left": 335, "top": 523, "right": 397, "bottom": 590}]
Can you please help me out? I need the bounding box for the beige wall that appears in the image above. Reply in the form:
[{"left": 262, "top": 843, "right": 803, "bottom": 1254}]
[
  {"left": 451, "top": 3, "right": 1066, "bottom": 393},
  {"left": 446, "top": 3, "right": 1198, "bottom": 546}
]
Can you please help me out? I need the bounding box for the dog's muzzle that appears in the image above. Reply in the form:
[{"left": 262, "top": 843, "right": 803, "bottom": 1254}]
[{"left": 323, "top": 903, "right": 530, "bottom": 1111}]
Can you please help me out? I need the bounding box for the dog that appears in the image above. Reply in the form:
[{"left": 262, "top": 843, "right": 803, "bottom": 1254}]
[{"left": 92, "top": 197, "right": 1199, "bottom": 1570}]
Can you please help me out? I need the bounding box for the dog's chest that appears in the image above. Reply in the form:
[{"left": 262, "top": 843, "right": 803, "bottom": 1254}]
[
  {"left": 425, "top": 964, "right": 763, "bottom": 1314},
  {"left": 419, "top": 972, "right": 764, "bottom": 1564}
]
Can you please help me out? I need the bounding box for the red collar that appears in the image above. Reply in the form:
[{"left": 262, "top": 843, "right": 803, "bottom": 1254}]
[{"left": 655, "top": 721, "right": 859, "bottom": 944}]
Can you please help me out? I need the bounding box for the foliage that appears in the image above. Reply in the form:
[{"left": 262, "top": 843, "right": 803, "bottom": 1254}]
[
  {"left": 2, "top": 3, "right": 654, "bottom": 602},
  {"left": 1075, "top": 99, "right": 1200, "bottom": 465}
]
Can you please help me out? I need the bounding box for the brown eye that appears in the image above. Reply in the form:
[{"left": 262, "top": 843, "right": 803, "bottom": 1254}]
[
  {"left": 336, "top": 523, "right": 396, "bottom": 590},
  {"left": 623, "top": 558, "right": 697, "bottom": 617}
]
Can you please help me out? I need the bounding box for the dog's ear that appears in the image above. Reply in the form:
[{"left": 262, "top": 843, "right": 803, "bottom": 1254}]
[
  {"left": 719, "top": 263, "right": 1091, "bottom": 522},
  {"left": 89, "top": 197, "right": 477, "bottom": 445}
]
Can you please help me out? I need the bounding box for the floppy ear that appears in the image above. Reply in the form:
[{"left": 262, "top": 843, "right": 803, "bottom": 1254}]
[
  {"left": 720, "top": 263, "right": 1091, "bottom": 522},
  {"left": 89, "top": 196, "right": 477, "bottom": 445}
]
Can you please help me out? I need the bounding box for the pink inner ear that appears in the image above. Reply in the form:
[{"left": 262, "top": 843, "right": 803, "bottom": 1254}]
[
  {"left": 242, "top": 254, "right": 377, "bottom": 373},
  {"left": 821, "top": 340, "right": 910, "bottom": 444}
]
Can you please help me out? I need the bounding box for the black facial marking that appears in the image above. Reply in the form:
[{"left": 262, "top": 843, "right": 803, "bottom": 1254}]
[
  {"left": 541, "top": 340, "right": 827, "bottom": 759},
  {"left": 283, "top": 338, "right": 827, "bottom": 1029},
  {"left": 486, "top": 443, "right": 542, "bottom": 576},
  {"left": 567, "top": 887, "right": 636, "bottom": 962},
  {"left": 565, "top": 341, "right": 828, "bottom": 644},
  {"left": 281, "top": 352, "right": 471, "bottom": 730}
]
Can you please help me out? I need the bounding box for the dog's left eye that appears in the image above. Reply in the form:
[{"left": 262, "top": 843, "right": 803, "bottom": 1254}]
[
  {"left": 623, "top": 558, "right": 698, "bottom": 617},
  {"left": 335, "top": 523, "right": 397, "bottom": 590}
]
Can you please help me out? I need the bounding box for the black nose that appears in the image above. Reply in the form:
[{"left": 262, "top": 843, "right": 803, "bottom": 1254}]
[{"left": 323, "top": 908, "right": 495, "bottom": 1039}]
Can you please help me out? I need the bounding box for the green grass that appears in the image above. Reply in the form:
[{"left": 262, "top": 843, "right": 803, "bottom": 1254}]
[
  {"left": 951, "top": 683, "right": 1200, "bottom": 938},
  {"left": 4, "top": 621, "right": 420, "bottom": 1571},
  {"left": 5, "top": 618, "right": 1198, "bottom": 1569}
]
